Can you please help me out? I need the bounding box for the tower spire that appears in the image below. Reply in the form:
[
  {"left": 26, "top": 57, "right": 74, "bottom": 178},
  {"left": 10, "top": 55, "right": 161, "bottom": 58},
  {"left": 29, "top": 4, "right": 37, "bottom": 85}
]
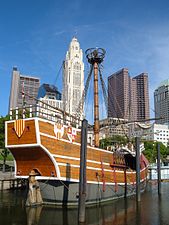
[{"left": 63, "top": 38, "right": 84, "bottom": 118}]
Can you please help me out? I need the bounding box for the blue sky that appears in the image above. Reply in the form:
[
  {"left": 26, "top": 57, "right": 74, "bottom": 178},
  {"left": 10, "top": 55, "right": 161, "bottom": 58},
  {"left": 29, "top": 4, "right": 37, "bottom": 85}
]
[{"left": 1, "top": 0, "right": 169, "bottom": 120}]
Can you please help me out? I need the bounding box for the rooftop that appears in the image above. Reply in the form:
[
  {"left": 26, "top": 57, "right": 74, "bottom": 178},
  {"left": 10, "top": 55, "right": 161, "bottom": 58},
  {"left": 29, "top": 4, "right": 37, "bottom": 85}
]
[
  {"left": 42, "top": 83, "right": 58, "bottom": 93},
  {"left": 157, "top": 79, "right": 169, "bottom": 88}
]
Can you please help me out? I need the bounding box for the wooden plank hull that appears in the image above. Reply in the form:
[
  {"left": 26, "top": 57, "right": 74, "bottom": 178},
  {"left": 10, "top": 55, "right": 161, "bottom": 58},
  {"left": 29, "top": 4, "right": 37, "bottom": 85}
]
[{"left": 5, "top": 117, "right": 148, "bottom": 206}]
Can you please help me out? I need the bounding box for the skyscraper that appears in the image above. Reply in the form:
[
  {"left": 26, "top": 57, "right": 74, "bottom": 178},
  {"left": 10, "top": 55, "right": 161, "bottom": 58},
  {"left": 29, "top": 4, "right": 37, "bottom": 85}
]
[
  {"left": 62, "top": 37, "right": 84, "bottom": 117},
  {"left": 133, "top": 73, "right": 150, "bottom": 121},
  {"left": 154, "top": 79, "right": 169, "bottom": 124},
  {"left": 9, "top": 67, "right": 40, "bottom": 110},
  {"left": 108, "top": 68, "right": 150, "bottom": 121},
  {"left": 108, "top": 68, "right": 131, "bottom": 119}
]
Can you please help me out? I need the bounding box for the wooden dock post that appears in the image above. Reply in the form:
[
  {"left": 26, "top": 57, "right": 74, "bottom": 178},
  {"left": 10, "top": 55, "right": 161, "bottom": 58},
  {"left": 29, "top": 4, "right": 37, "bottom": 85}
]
[
  {"left": 135, "top": 137, "right": 141, "bottom": 202},
  {"left": 157, "top": 142, "right": 161, "bottom": 195},
  {"left": 124, "top": 168, "right": 127, "bottom": 198},
  {"left": 26, "top": 170, "right": 43, "bottom": 206},
  {"left": 1, "top": 180, "right": 4, "bottom": 190},
  {"left": 78, "top": 119, "right": 88, "bottom": 223}
]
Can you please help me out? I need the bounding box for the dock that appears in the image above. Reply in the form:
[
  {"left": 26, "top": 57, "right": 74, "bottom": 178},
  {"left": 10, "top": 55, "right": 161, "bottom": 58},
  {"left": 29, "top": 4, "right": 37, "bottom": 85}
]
[
  {"left": 148, "top": 164, "right": 169, "bottom": 180},
  {"left": 0, "top": 171, "right": 27, "bottom": 190}
]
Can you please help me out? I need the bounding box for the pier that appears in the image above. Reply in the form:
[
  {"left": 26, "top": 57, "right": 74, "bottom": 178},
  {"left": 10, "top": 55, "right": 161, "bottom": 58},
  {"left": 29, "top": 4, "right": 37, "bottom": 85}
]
[
  {"left": 0, "top": 161, "right": 27, "bottom": 190},
  {"left": 149, "top": 164, "right": 169, "bottom": 180},
  {"left": 0, "top": 171, "right": 26, "bottom": 190}
]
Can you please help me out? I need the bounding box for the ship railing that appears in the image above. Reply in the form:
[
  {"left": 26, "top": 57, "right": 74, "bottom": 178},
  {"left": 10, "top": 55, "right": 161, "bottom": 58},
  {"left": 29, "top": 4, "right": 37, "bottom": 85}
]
[
  {"left": 112, "top": 152, "right": 126, "bottom": 166},
  {"left": 9, "top": 104, "right": 82, "bottom": 128}
]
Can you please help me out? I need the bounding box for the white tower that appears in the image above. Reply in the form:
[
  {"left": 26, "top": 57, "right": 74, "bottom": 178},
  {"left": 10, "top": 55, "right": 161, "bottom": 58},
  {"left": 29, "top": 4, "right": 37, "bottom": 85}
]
[{"left": 63, "top": 37, "right": 84, "bottom": 117}]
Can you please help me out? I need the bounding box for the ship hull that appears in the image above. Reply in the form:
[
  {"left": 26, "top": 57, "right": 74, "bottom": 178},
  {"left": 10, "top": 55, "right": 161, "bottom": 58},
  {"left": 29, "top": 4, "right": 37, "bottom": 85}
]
[
  {"left": 38, "top": 179, "right": 147, "bottom": 206},
  {"left": 5, "top": 117, "right": 149, "bottom": 206}
]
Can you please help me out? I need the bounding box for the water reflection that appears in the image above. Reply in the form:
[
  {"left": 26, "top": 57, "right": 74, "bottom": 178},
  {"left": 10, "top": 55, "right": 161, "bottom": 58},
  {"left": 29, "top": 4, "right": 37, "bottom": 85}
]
[
  {"left": 26, "top": 207, "right": 42, "bottom": 225},
  {"left": 25, "top": 198, "right": 137, "bottom": 225},
  {"left": 1, "top": 183, "right": 169, "bottom": 225}
]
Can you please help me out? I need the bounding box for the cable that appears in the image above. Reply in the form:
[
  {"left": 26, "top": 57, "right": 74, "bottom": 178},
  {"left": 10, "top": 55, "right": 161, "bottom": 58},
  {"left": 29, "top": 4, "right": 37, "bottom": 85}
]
[{"left": 75, "top": 64, "right": 94, "bottom": 119}]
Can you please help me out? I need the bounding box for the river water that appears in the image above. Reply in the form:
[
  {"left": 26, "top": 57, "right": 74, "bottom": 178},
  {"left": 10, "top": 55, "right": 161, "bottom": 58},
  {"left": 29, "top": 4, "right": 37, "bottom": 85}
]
[{"left": 0, "top": 182, "right": 169, "bottom": 225}]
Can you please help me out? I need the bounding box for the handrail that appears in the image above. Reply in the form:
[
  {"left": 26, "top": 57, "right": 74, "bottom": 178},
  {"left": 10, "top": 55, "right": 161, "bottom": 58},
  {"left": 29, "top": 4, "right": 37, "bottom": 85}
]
[{"left": 9, "top": 104, "right": 81, "bottom": 128}]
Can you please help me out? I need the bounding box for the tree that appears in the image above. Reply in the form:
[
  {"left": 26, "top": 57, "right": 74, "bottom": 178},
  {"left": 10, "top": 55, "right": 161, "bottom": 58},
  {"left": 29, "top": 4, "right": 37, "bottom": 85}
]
[
  {"left": 0, "top": 115, "right": 10, "bottom": 172},
  {"left": 143, "top": 141, "right": 169, "bottom": 163},
  {"left": 100, "top": 135, "right": 128, "bottom": 149}
]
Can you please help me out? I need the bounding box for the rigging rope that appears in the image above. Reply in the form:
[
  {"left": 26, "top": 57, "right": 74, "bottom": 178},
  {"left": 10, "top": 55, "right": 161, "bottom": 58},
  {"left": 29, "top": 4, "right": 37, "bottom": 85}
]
[
  {"left": 19, "top": 90, "right": 82, "bottom": 126},
  {"left": 98, "top": 65, "right": 108, "bottom": 116},
  {"left": 75, "top": 64, "right": 94, "bottom": 119}
]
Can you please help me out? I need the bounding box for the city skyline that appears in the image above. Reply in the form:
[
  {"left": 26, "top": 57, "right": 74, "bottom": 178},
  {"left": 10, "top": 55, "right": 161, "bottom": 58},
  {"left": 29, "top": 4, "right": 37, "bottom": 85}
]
[
  {"left": 1, "top": 0, "right": 169, "bottom": 120},
  {"left": 108, "top": 68, "right": 150, "bottom": 121}
]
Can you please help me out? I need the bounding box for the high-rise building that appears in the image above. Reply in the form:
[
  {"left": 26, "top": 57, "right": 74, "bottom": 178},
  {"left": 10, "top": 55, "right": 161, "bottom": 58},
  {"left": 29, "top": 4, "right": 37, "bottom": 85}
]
[
  {"left": 108, "top": 68, "right": 131, "bottom": 120},
  {"left": 37, "top": 83, "right": 62, "bottom": 101},
  {"left": 133, "top": 73, "right": 150, "bottom": 121},
  {"left": 62, "top": 37, "right": 84, "bottom": 117},
  {"left": 108, "top": 68, "right": 150, "bottom": 121},
  {"left": 9, "top": 67, "right": 40, "bottom": 110},
  {"left": 154, "top": 79, "right": 169, "bottom": 124},
  {"left": 37, "top": 83, "right": 63, "bottom": 122}
]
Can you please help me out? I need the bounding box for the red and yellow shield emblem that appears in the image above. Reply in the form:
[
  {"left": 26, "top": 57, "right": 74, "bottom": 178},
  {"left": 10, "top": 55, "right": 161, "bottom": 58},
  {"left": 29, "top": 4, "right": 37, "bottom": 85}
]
[{"left": 14, "top": 119, "right": 25, "bottom": 138}]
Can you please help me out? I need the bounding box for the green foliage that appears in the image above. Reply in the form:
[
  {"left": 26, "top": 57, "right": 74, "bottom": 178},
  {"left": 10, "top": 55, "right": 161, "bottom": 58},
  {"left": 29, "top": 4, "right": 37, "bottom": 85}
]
[
  {"left": 0, "top": 115, "right": 9, "bottom": 147},
  {"left": 0, "top": 152, "right": 13, "bottom": 161},
  {"left": 11, "top": 108, "right": 30, "bottom": 119},
  {"left": 99, "top": 137, "right": 169, "bottom": 163},
  {"left": 0, "top": 115, "right": 10, "bottom": 162},
  {"left": 99, "top": 135, "right": 128, "bottom": 149},
  {"left": 143, "top": 141, "right": 169, "bottom": 163},
  {"left": 1, "top": 149, "right": 10, "bottom": 160}
]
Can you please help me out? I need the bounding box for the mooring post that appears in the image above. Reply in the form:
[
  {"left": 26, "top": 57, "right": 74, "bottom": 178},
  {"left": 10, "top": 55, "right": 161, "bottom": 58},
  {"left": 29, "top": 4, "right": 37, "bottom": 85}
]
[
  {"left": 26, "top": 170, "right": 43, "bottom": 206},
  {"left": 78, "top": 119, "right": 88, "bottom": 223},
  {"left": 157, "top": 142, "right": 161, "bottom": 195},
  {"left": 135, "top": 136, "right": 141, "bottom": 202},
  {"left": 124, "top": 168, "right": 127, "bottom": 198}
]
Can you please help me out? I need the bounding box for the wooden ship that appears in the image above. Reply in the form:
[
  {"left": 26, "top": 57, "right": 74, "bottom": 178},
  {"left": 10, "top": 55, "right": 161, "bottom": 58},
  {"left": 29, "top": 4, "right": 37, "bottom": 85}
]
[{"left": 5, "top": 48, "right": 148, "bottom": 206}]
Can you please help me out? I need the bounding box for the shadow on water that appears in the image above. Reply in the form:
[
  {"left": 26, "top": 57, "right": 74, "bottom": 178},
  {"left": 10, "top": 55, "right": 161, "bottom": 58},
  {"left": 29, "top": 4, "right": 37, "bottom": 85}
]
[{"left": 1, "top": 182, "right": 169, "bottom": 225}]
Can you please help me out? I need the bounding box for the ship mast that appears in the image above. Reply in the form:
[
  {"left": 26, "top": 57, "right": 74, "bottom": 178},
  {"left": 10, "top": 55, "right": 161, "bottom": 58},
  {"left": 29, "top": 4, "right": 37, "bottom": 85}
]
[{"left": 85, "top": 48, "right": 106, "bottom": 147}]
